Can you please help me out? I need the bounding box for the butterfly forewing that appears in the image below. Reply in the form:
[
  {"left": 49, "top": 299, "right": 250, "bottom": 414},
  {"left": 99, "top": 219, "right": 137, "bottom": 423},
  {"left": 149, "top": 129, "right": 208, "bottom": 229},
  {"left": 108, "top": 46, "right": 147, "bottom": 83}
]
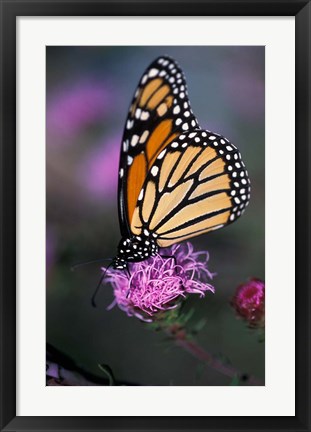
[
  {"left": 130, "top": 130, "right": 251, "bottom": 247},
  {"left": 118, "top": 56, "right": 199, "bottom": 236}
]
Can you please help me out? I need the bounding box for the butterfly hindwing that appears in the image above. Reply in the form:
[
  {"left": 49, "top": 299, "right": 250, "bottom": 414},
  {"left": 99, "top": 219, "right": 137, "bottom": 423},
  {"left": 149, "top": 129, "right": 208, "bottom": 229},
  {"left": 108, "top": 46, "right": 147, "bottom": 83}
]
[
  {"left": 130, "top": 130, "right": 251, "bottom": 247},
  {"left": 118, "top": 56, "right": 199, "bottom": 236}
]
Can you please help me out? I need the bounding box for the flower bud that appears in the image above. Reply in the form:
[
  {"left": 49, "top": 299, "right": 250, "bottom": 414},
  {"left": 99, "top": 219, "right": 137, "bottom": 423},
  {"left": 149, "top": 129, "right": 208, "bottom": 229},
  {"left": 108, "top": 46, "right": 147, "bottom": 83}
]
[{"left": 231, "top": 278, "right": 265, "bottom": 328}]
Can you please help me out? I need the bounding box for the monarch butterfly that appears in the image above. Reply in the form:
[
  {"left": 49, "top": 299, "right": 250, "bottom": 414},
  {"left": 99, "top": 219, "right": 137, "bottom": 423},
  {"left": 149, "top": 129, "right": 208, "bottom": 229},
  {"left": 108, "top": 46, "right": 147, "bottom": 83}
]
[{"left": 113, "top": 56, "right": 250, "bottom": 270}]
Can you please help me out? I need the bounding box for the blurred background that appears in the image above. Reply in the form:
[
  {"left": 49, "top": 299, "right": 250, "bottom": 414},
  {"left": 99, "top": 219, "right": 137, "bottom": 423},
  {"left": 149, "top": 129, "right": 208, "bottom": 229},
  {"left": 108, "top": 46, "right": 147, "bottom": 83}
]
[{"left": 46, "top": 46, "right": 265, "bottom": 386}]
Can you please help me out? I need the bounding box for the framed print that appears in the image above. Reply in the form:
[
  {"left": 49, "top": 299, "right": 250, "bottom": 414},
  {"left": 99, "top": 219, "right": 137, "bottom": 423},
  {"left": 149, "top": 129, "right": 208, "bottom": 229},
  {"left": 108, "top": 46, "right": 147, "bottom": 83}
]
[
  {"left": 1, "top": 1, "right": 310, "bottom": 432},
  {"left": 46, "top": 44, "right": 264, "bottom": 388}
]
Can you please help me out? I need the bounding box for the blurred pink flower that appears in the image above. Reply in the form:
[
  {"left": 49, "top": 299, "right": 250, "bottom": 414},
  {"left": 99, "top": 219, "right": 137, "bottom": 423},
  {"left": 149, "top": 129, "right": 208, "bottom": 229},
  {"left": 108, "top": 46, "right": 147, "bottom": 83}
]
[
  {"left": 47, "top": 80, "right": 111, "bottom": 139},
  {"left": 231, "top": 278, "right": 265, "bottom": 328},
  {"left": 105, "top": 242, "right": 215, "bottom": 321},
  {"left": 81, "top": 136, "right": 120, "bottom": 200}
]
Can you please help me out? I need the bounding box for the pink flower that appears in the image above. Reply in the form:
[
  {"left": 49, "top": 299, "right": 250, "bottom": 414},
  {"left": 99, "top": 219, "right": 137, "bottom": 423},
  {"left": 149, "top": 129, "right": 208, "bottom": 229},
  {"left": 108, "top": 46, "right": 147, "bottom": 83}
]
[
  {"left": 104, "top": 242, "right": 215, "bottom": 321},
  {"left": 231, "top": 278, "right": 265, "bottom": 328}
]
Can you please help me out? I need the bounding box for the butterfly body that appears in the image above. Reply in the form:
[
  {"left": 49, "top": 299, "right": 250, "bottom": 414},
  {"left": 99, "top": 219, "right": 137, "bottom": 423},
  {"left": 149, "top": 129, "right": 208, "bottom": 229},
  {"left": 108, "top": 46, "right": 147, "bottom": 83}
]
[
  {"left": 113, "top": 56, "right": 251, "bottom": 269},
  {"left": 114, "top": 235, "right": 158, "bottom": 269}
]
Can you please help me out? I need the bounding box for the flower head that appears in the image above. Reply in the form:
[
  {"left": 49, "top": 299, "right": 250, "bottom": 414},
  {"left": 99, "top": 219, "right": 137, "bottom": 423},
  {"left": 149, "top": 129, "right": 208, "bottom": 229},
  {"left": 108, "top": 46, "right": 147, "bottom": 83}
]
[
  {"left": 104, "top": 242, "right": 215, "bottom": 321},
  {"left": 231, "top": 278, "right": 265, "bottom": 328}
]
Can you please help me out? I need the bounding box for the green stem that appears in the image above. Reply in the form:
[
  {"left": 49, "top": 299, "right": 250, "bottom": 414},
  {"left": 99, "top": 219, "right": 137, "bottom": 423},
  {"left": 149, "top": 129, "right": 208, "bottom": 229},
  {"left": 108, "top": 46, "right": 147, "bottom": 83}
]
[{"left": 167, "top": 328, "right": 263, "bottom": 386}]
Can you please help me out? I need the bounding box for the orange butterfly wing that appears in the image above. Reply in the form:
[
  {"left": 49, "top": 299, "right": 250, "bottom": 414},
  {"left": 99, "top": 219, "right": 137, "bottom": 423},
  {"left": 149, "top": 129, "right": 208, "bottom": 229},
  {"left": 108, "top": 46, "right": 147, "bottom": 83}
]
[
  {"left": 130, "top": 130, "right": 251, "bottom": 246},
  {"left": 118, "top": 56, "right": 199, "bottom": 236}
]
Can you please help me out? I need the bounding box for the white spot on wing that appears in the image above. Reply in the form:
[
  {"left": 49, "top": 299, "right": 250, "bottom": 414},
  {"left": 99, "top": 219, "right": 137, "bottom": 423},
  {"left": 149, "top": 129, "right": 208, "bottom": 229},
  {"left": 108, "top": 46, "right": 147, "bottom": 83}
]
[
  {"left": 158, "top": 149, "right": 167, "bottom": 159},
  {"left": 149, "top": 68, "right": 159, "bottom": 78},
  {"left": 139, "top": 130, "right": 149, "bottom": 144},
  {"left": 135, "top": 108, "right": 142, "bottom": 119},
  {"left": 131, "top": 135, "right": 139, "bottom": 147},
  {"left": 123, "top": 140, "right": 129, "bottom": 152},
  {"left": 138, "top": 189, "right": 144, "bottom": 201},
  {"left": 151, "top": 166, "right": 159, "bottom": 176},
  {"left": 140, "top": 111, "right": 150, "bottom": 120}
]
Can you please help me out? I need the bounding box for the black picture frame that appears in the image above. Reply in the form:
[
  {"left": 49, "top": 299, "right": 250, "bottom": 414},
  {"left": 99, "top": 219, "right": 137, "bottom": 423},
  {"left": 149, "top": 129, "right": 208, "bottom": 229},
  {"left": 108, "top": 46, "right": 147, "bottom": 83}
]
[{"left": 1, "top": 0, "right": 310, "bottom": 431}]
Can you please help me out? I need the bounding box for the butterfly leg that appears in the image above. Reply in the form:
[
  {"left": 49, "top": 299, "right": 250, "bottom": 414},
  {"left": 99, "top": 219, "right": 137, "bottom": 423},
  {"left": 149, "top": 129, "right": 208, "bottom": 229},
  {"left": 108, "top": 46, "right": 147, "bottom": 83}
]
[
  {"left": 125, "top": 263, "right": 132, "bottom": 298},
  {"left": 125, "top": 263, "right": 131, "bottom": 278},
  {"left": 160, "top": 254, "right": 177, "bottom": 266}
]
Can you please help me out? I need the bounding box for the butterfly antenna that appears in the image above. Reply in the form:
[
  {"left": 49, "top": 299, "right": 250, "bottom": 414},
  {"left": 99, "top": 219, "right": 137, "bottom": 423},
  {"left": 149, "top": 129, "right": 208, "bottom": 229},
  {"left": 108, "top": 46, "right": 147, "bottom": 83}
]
[
  {"left": 71, "top": 258, "right": 112, "bottom": 272},
  {"left": 91, "top": 261, "right": 114, "bottom": 308}
]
